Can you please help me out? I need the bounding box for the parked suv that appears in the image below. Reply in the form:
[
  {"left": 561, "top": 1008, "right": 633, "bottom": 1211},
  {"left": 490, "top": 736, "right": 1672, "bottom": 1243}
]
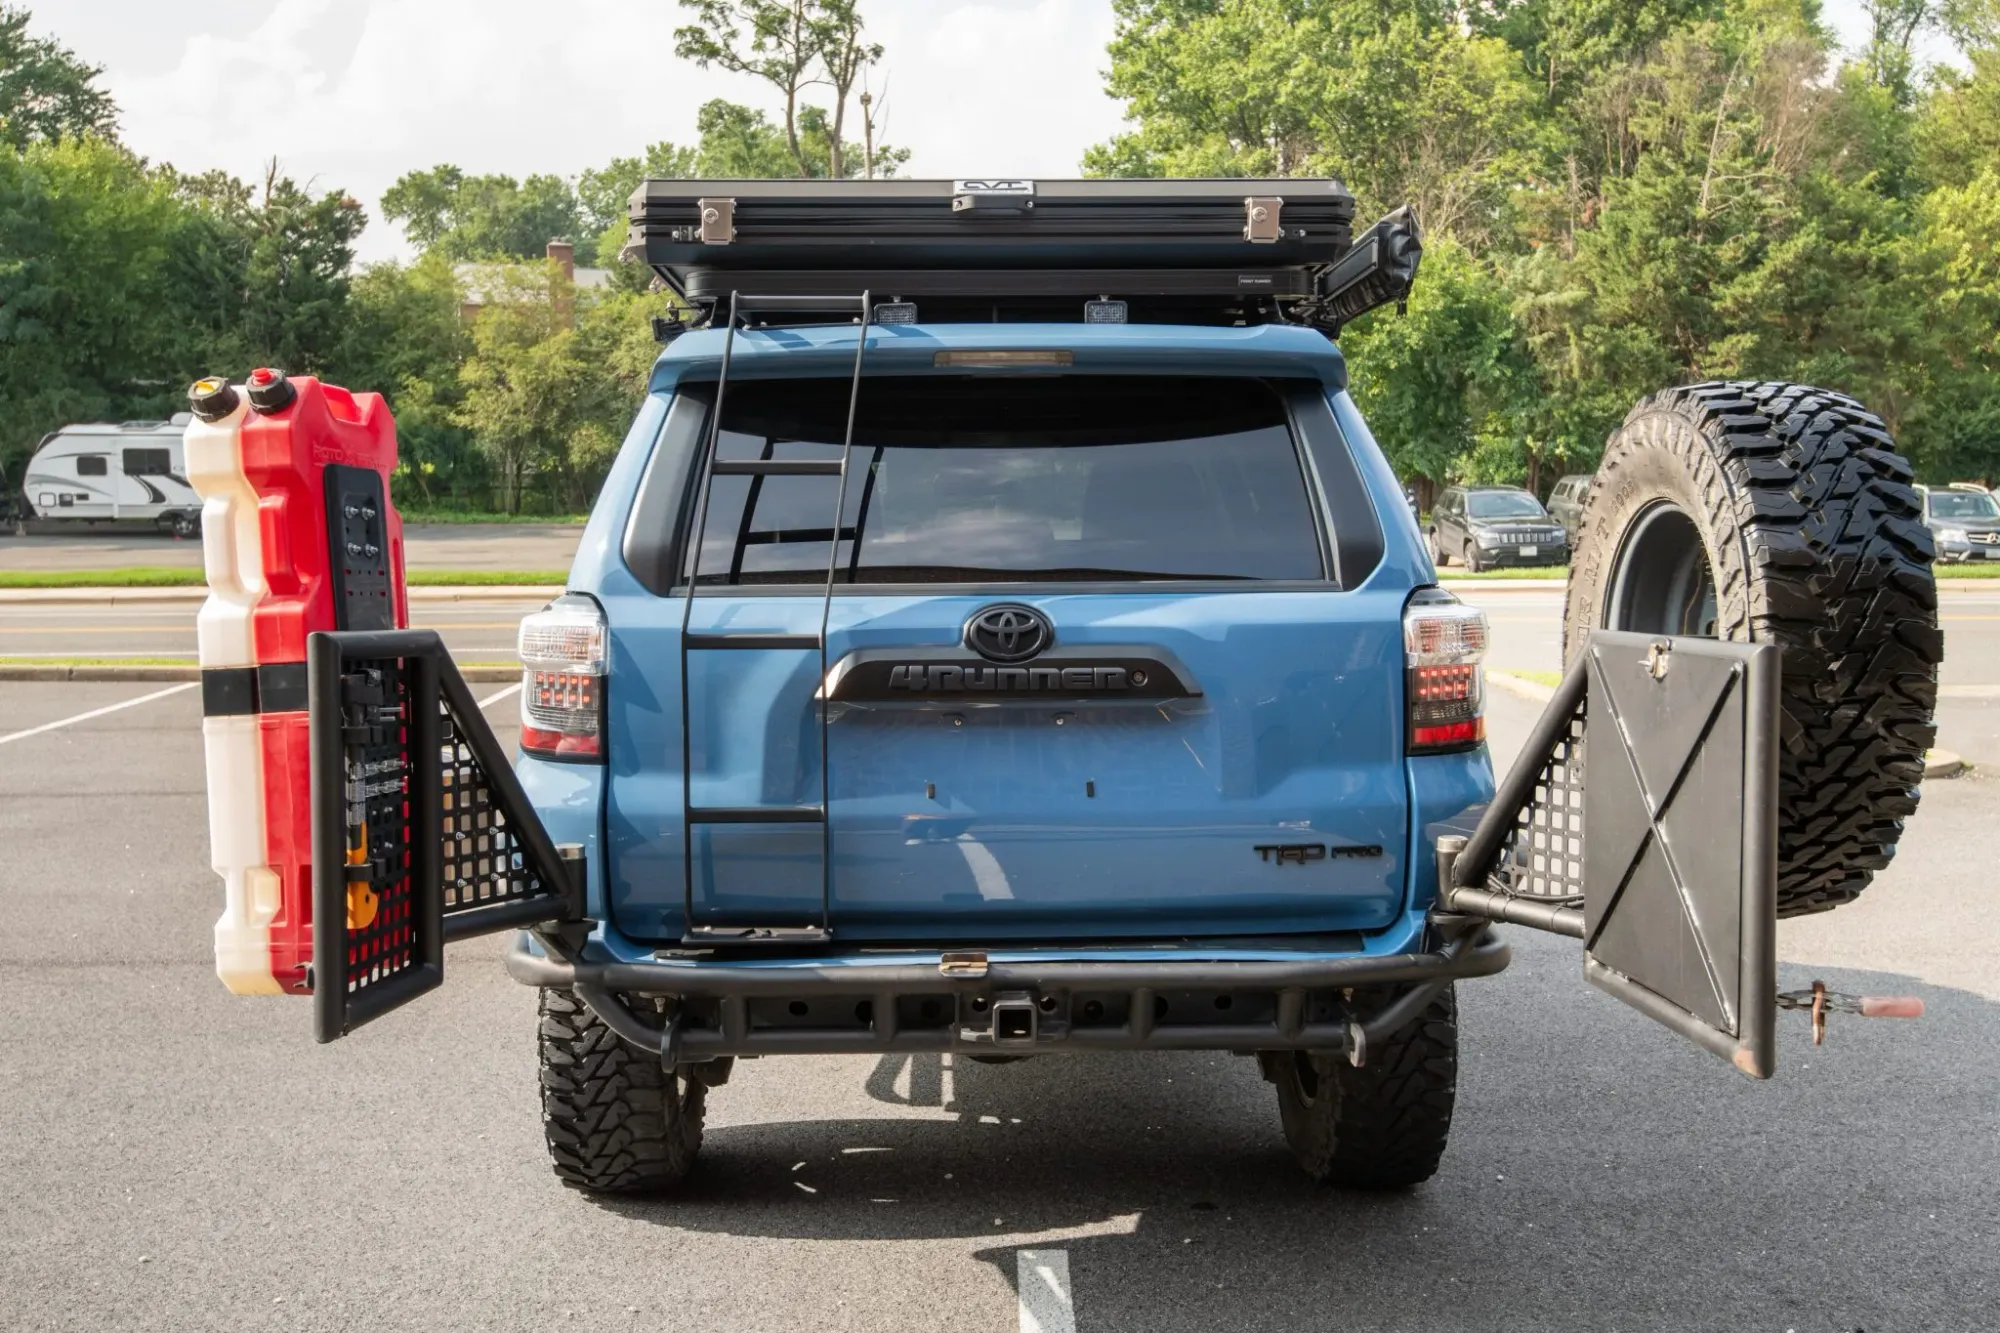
[
  {"left": 1547, "top": 473, "right": 1593, "bottom": 542},
  {"left": 196, "top": 180, "right": 1941, "bottom": 1201},
  {"left": 1429, "top": 484, "right": 1569, "bottom": 571},
  {"left": 1918, "top": 484, "right": 2000, "bottom": 561}
]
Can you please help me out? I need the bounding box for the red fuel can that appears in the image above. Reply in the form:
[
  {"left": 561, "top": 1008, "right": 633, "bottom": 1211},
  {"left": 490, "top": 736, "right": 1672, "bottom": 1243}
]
[{"left": 192, "top": 369, "right": 406, "bottom": 996}]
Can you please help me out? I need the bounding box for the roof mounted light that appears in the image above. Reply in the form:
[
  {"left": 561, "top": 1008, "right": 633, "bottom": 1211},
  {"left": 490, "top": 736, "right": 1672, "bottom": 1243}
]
[
  {"left": 1084, "top": 299, "right": 1128, "bottom": 324},
  {"left": 874, "top": 301, "right": 918, "bottom": 324},
  {"left": 933, "top": 350, "right": 1073, "bottom": 369}
]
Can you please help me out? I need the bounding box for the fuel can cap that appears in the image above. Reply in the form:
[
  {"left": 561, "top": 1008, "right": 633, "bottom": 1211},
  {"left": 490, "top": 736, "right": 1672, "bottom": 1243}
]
[
  {"left": 245, "top": 367, "right": 297, "bottom": 414},
  {"left": 187, "top": 375, "right": 241, "bottom": 423}
]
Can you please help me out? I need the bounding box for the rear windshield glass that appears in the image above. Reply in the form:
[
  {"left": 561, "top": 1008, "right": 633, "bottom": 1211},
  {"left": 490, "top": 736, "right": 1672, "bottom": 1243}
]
[
  {"left": 1466, "top": 491, "right": 1547, "bottom": 519},
  {"left": 1930, "top": 492, "right": 1999, "bottom": 520},
  {"left": 688, "top": 375, "right": 1324, "bottom": 584}
]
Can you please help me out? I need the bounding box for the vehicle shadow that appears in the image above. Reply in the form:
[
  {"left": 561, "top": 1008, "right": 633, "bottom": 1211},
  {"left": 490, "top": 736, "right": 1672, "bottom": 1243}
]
[{"left": 590, "top": 948, "right": 2000, "bottom": 1333}]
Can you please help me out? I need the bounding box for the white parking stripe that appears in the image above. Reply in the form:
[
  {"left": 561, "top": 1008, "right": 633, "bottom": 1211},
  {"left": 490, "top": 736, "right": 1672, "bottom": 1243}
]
[
  {"left": 1018, "top": 1249, "right": 1076, "bottom": 1333},
  {"left": 477, "top": 682, "right": 523, "bottom": 709},
  {"left": 0, "top": 682, "right": 197, "bottom": 747}
]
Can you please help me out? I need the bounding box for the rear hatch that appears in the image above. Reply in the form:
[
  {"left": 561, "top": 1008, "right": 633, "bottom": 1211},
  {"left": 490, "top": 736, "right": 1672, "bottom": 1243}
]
[{"left": 605, "top": 371, "right": 1409, "bottom": 943}]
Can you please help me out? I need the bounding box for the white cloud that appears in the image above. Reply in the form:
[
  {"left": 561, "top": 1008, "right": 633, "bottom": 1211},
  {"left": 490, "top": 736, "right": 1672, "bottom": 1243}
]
[{"left": 36, "top": 0, "right": 1132, "bottom": 263}]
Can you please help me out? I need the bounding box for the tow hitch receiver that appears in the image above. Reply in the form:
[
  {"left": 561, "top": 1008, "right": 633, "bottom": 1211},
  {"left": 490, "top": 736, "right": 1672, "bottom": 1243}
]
[
  {"left": 308, "top": 629, "right": 584, "bottom": 1041},
  {"left": 1442, "top": 630, "right": 1794, "bottom": 1077}
]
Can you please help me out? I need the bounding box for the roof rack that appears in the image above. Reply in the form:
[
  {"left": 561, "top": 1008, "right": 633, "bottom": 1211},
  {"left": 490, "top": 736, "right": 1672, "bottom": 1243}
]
[{"left": 625, "top": 179, "right": 1419, "bottom": 335}]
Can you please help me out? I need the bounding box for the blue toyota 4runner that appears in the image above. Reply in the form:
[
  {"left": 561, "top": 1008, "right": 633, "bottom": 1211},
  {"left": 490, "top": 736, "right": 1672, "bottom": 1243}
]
[{"left": 286, "top": 180, "right": 1941, "bottom": 1195}]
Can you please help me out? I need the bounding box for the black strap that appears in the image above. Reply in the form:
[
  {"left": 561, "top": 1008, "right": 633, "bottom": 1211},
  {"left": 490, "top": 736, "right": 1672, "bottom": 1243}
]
[{"left": 201, "top": 662, "right": 310, "bottom": 716}]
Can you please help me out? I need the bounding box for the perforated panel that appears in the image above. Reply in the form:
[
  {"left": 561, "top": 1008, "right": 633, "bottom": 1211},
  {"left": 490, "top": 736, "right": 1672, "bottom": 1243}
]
[
  {"left": 311, "top": 630, "right": 582, "bottom": 1041},
  {"left": 440, "top": 706, "right": 548, "bottom": 918},
  {"left": 1483, "top": 695, "right": 1587, "bottom": 904}
]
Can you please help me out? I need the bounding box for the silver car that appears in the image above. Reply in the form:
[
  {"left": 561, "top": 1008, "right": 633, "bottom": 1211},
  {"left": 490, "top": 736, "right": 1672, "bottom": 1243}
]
[{"left": 1921, "top": 485, "right": 2000, "bottom": 562}]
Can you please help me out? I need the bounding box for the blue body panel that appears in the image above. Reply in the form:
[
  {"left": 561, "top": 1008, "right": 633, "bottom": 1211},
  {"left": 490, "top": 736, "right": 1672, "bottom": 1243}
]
[{"left": 546, "top": 321, "right": 1492, "bottom": 959}]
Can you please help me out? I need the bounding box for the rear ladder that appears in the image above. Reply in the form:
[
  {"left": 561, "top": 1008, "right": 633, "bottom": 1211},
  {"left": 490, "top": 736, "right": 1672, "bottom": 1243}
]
[{"left": 677, "top": 291, "right": 872, "bottom": 945}]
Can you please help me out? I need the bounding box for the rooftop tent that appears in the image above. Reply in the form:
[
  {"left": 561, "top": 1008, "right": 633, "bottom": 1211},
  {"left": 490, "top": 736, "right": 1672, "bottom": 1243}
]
[{"left": 623, "top": 178, "right": 1420, "bottom": 333}]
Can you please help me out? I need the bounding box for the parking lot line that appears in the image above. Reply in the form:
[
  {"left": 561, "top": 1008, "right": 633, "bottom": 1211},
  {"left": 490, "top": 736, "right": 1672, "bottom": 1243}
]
[
  {"left": 478, "top": 682, "right": 522, "bottom": 709},
  {"left": 0, "top": 681, "right": 197, "bottom": 747},
  {"left": 1018, "top": 1248, "right": 1075, "bottom": 1333}
]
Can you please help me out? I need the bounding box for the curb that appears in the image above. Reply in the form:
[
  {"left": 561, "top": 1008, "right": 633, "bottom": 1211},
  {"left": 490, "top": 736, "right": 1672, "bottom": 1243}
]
[
  {"left": 1925, "top": 749, "right": 1969, "bottom": 779},
  {"left": 0, "top": 585, "right": 563, "bottom": 605},
  {"left": 0, "top": 663, "right": 520, "bottom": 684},
  {"left": 1487, "top": 670, "right": 1557, "bottom": 703}
]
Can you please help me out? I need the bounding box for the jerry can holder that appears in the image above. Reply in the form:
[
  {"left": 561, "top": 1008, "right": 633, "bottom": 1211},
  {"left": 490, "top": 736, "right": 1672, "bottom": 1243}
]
[
  {"left": 308, "top": 629, "right": 584, "bottom": 1042},
  {"left": 1438, "top": 630, "right": 1782, "bottom": 1078}
]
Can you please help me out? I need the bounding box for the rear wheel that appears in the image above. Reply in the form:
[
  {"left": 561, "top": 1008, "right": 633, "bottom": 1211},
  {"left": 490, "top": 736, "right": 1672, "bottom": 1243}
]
[
  {"left": 1564, "top": 381, "right": 1940, "bottom": 916},
  {"left": 168, "top": 512, "right": 198, "bottom": 539},
  {"left": 1429, "top": 531, "right": 1449, "bottom": 567},
  {"left": 1267, "top": 985, "right": 1457, "bottom": 1189},
  {"left": 539, "top": 989, "right": 704, "bottom": 1194}
]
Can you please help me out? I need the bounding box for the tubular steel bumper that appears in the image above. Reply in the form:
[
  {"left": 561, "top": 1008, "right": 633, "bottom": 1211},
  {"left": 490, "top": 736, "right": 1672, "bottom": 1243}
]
[{"left": 505, "top": 927, "right": 1509, "bottom": 1061}]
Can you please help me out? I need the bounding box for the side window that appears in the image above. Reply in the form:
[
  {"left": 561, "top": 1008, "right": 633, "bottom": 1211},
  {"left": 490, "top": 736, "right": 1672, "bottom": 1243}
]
[
  {"left": 75, "top": 455, "right": 108, "bottom": 477},
  {"left": 123, "top": 447, "right": 172, "bottom": 476}
]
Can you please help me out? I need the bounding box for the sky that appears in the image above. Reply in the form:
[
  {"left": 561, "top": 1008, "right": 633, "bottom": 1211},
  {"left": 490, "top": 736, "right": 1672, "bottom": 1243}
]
[{"left": 29, "top": 0, "right": 1937, "bottom": 265}]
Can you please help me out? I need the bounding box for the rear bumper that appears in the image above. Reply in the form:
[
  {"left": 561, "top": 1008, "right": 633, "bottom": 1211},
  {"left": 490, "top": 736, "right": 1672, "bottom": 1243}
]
[{"left": 504, "top": 925, "right": 1510, "bottom": 1059}]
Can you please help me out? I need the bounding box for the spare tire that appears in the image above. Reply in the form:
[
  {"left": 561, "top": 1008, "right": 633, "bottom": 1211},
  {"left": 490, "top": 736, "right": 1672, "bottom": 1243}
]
[{"left": 1563, "top": 381, "right": 1940, "bottom": 917}]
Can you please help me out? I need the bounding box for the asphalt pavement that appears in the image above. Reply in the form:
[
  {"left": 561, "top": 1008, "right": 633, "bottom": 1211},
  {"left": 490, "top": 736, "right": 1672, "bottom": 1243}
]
[
  {"left": 0, "top": 522, "right": 583, "bottom": 573},
  {"left": 0, "top": 646, "right": 1995, "bottom": 1331},
  {"left": 0, "top": 596, "right": 538, "bottom": 665}
]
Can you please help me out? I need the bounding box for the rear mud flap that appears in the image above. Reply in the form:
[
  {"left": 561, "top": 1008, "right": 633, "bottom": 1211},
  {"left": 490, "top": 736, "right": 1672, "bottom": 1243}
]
[
  {"left": 1443, "top": 630, "right": 1780, "bottom": 1077},
  {"left": 308, "top": 629, "right": 583, "bottom": 1041}
]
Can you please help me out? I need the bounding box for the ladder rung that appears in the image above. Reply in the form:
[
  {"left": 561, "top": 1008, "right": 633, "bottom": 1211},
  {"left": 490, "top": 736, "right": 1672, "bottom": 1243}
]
[
  {"left": 689, "top": 806, "right": 827, "bottom": 825},
  {"left": 711, "top": 459, "right": 843, "bottom": 476},
  {"left": 734, "top": 294, "right": 869, "bottom": 315},
  {"left": 741, "top": 526, "right": 855, "bottom": 546},
  {"left": 684, "top": 632, "right": 822, "bottom": 650}
]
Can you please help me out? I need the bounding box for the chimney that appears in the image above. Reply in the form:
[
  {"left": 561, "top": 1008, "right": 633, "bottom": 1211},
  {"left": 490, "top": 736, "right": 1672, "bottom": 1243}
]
[{"left": 546, "top": 239, "right": 575, "bottom": 282}]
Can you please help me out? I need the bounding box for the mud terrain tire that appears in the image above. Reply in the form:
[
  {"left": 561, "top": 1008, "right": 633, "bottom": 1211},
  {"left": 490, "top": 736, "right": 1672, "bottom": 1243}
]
[
  {"left": 1267, "top": 986, "right": 1457, "bottom": 1189},
  {"left": 1564, "top": 381, "right": 1940, "bottom": 917},
  {"left": 539, "top": 988, "right": 704, "bottom": 1194}
]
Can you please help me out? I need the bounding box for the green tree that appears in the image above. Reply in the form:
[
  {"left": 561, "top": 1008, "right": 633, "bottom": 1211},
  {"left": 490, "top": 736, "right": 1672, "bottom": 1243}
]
[
  {"left": 240, "top": 164, "right": 366, "bottom": 373},
  {"left": 451, "top": 264, "right": 673, "bottom": 511},
  {"left": 674, "top": 0, "right": 891, "bottom": 179},
  {"left": 1084, "top": 0, "right": 1553, "bottom": 245},
  {"left": 1339, "top": 238, "right": 1538, "bottom": 494},
  {"left": 381, "top": 166, "right": 583, "bottom": 260},
  {"left": 0, "top": 136, "right": 181, "bottom": 476},
  {"left": 335, "top": 253, "right": 477, "bottom": 505},
  {"left": 0, "top": 5, "right": 117, "bottom": 147},
  {"left": 676, "top": 0, "right": 827, "bottom": 175}
]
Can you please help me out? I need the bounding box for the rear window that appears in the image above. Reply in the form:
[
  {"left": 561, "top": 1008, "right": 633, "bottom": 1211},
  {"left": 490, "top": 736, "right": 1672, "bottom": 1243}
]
[
  {"left": 688, "top": 375, "right": 1324, "bottom": 584},
  {"left": 1466, "top": 491, "right": 1547, "bottom": 519}
]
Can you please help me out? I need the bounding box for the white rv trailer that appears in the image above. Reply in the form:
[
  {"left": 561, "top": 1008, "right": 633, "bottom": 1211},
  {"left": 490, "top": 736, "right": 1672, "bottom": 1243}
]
[{"left": 21, "top": 415, "right": 202, "bottom": 536}]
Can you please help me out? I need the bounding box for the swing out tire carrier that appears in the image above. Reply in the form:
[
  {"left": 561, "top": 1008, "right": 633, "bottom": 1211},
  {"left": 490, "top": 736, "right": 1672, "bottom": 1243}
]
[{"left": 191, "top": 178, "right": 1938, "bottom": 1197}]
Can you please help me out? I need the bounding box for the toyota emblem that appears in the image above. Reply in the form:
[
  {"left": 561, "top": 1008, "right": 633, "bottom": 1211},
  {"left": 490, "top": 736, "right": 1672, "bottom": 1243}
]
[{"left": 964, "top": 604, "right": 1053, "bottom": 664}]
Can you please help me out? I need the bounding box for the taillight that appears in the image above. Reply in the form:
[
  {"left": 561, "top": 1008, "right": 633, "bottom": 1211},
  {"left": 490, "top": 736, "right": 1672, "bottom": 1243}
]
[
  {"left": 518, "top": 597, "right": 606, "bottom": 761},
  {"left": 1404, "top": 595, "right": 1487, "bottom": 754}
]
